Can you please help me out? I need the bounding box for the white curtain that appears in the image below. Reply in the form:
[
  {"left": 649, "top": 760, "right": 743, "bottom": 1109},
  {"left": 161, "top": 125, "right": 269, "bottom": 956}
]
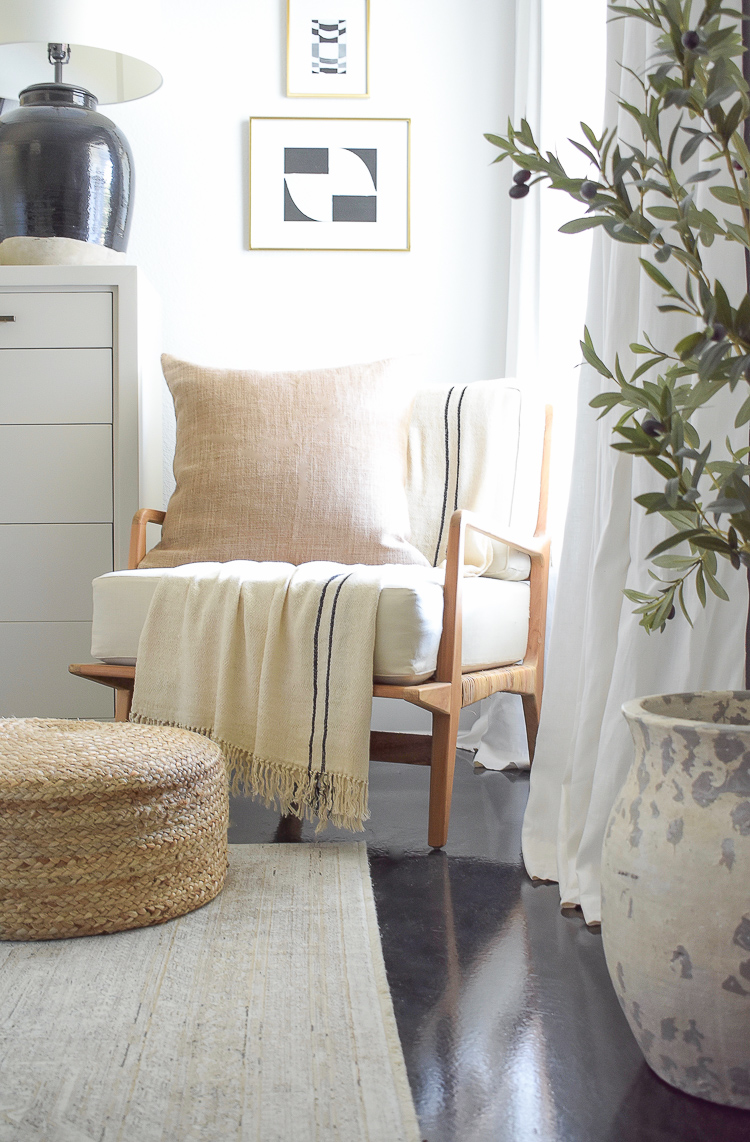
[
  {"left": 521, "top": 15, "right": 747, "bottom": 924},
  {"left": 460, "top": 0, "right": 606, "bottom": 764}
]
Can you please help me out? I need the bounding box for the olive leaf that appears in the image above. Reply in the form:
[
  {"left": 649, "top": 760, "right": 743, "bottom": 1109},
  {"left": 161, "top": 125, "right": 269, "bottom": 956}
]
[{"left": 486, "top": 0, "right": 750, "bottom": 634}]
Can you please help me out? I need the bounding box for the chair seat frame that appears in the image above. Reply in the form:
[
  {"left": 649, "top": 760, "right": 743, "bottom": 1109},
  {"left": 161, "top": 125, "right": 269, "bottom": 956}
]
[{"left": 70, "top": 408, "right": 551, "bottom": 848}]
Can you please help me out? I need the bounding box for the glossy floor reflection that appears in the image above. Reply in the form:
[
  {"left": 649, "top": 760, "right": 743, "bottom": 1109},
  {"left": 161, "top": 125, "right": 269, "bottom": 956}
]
[{"left": 228, "top": 754, "right": 750, "bottom": 1142}]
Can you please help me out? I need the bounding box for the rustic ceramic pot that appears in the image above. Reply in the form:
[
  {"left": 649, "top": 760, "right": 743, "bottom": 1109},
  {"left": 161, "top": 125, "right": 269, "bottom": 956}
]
[{"left": 601, "top": 691, "right": 750, "bottom": 1109}]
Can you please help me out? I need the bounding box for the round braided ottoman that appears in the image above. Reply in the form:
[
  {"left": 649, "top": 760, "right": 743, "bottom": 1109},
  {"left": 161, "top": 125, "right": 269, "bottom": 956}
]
[{"left": 0, "top": 719, "right": 228, "bottom": 940}]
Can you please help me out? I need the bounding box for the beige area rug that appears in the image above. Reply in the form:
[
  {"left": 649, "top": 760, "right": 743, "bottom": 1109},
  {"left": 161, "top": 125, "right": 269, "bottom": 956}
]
[{"left": 0, "top": 844, "right": 421, "bottom": 1142}]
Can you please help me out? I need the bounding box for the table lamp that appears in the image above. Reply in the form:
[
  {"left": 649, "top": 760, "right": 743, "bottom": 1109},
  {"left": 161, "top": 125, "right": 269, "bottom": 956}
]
[{"left": 0, "top": 0, "right": 162, "bottom": 264}]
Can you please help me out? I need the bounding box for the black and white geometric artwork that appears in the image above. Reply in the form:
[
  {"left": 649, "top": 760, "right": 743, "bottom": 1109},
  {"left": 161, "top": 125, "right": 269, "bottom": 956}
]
[
  {"left": 249, "top": 117, "right": 409, "bottom": 250},
  {"left": 287, "top": 0, "right": 368, "bottom": 97},
  {"left": 312, "top": 19, "right": 347, "bottom": 75},
  {"left": 283, "top": 147, "right": 376, "bottom": 222}
]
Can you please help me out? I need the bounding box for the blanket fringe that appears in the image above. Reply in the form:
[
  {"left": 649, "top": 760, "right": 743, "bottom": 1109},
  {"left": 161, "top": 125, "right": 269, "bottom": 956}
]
[{"left": 130, "top": 712, "right": 369, "bottom": 833}]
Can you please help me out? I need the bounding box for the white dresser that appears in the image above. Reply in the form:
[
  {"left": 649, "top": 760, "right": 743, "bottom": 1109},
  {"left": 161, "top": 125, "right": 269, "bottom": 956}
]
[{"left": 0, "top": 267, "right": 162, "bottom": 718}]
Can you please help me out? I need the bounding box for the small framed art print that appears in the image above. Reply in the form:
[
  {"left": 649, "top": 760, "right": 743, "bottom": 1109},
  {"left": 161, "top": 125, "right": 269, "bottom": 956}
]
[
  {"left": 287, "top": 0, "right": 369, "bottom": 97},
  {"left": 249, "top": 117, "right": 410, "bottom": 251}
]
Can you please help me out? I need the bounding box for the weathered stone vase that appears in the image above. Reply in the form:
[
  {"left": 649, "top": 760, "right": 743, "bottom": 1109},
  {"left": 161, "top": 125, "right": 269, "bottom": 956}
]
[{"left": 601, "top": 691, "right": 750, "bottom": 1109}]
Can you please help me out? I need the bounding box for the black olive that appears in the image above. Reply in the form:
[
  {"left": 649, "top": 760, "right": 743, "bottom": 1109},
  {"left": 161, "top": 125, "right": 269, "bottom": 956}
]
[
  {"left": 682, "top": 30, "right": 700, "bottom": 50},
  {"left": 642, "top": 418, "right": 665, "bottom": 437},
  {"left": 509, "top": 183, "right": 530, "bottom": 199},
  {"left": 513, "top": 169, "right": 532, "bottom": 184},
  {"left": 581, "top": 180, "right": 600, "bottom": 201},
  {"left": 711, "top": 323, "right": 727, "bottom": 341},
  {"left": 667, "top": 605, "right": 676, "bottom": 620}
]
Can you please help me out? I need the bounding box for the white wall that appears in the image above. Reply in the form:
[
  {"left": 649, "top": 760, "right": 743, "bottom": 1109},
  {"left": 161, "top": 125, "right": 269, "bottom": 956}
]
[{"left": 115, "top": 0, "right": 515, "bottom": 384}]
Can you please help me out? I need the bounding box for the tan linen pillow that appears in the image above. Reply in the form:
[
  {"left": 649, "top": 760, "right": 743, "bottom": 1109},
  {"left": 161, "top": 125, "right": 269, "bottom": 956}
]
[{"left": 140, "top": 355, "right": 429, "bottom": 569}]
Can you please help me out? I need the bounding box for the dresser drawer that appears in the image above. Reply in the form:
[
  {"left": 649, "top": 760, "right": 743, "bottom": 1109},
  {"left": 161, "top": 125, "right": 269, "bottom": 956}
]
[
  {"left": 0, "top": 621, "right": 113, "bottom": 718},
  {"left": 0, "top": 292, "right": 112, "bottom": 348},
  {"left": 0, "top": 425, "right": 112, "bottom": 522},
  {"left": 0, "top": 349, "right": 112, "bottom": 424},
  {"left": 0, "top": 524, "right": 112, "bottom": 620}
]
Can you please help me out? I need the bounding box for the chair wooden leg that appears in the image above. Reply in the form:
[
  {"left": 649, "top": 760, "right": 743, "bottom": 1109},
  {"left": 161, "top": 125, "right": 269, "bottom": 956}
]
[
  {"left": 274, "top": 813, "right": 303, "bottom": 843},
  {"left": 522, "top": 692, "right": 540, "bottom": 762},
  {"left": 115, "top": 687, "right": 133, "bottom": 722},
  {"left": 427, "top": 707, "right": 461, "bottom": 849}
]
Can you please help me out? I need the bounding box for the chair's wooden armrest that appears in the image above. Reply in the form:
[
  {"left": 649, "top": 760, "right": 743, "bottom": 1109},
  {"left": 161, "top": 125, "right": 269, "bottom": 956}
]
[
  {"left": 435, "top": 408, "right": 553, "bottom": 724},
  {"left": 435, "top": 509, "right": 551, "bottom": 692},
  {"left": 128, "top": 508, "right": 166, "bottom": 570},
  {"left": 456, "top": 509, "right": 549, "bottom": 562}
]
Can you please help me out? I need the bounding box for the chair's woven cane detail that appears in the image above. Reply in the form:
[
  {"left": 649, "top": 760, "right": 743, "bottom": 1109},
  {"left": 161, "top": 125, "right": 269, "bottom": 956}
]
[{"left": 0, "top": 719, "right": 228, "bottom": 940}]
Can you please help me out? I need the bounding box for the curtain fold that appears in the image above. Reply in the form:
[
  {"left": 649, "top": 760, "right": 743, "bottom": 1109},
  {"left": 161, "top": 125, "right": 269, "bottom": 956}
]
[
  {"left": 521, "top": 14, "right": 747, "bottom": 924},
  {"left": 461, "top": 0, "right": 606, "bottom": 767},
  {"left": 457, "top": 0, "right": 543, "bottom": 766},
  {"left": 504, "top": 0, "right": 542, "bottom": 383}
]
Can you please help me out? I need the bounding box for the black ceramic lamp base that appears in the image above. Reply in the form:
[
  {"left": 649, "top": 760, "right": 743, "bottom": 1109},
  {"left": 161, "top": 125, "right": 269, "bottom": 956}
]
[{"left": 0, "top": 83, "right": 133, "bottom": 258}]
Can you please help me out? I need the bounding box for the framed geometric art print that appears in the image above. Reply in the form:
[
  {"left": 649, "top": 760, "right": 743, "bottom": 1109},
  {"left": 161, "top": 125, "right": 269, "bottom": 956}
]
[
  {"left": 287, "top": 0, "right": 369, "bottom": 97},
  {"left": 248, "top": 118, "right": 410, "bottom": 252}
]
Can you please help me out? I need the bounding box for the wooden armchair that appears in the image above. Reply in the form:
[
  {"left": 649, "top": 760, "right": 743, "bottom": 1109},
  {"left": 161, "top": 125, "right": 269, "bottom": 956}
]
[{"left": 71, "top": 407, "right": 551, "bottom": 848}]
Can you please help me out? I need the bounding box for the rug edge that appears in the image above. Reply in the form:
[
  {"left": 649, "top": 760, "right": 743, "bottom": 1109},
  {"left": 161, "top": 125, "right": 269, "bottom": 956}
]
[{"left": 356, "top": 843, "right": 422, "bottom": 1142}]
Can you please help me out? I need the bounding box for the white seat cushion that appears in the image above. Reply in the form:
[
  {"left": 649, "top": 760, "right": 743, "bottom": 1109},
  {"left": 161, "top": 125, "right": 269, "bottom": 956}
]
[{"left": 91, "top": 567, "right": 530, "bottom": 685}]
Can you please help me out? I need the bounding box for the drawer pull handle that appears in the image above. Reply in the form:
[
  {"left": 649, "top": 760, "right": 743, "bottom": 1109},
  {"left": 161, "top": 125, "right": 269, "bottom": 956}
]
[{"left": 0, "top": 315, "right": 15, "bottom": 322}]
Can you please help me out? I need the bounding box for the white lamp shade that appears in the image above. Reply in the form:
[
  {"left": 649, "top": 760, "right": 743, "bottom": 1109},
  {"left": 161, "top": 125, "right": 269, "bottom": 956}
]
[{"left": 0, "top": 0, "right": 162, "bottom": 103}]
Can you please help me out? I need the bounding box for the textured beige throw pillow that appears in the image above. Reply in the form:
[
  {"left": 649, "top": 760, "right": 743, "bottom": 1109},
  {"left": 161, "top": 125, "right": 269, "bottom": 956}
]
[{"left": 140, "top": 355, "right": 429, "bottom": 569}]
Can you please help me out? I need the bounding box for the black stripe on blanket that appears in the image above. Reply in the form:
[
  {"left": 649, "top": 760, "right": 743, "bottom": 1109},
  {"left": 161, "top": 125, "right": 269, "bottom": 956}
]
[
  {"left": 432, "top": 385, "right": 469, "bottom": 566},
  {"left": 308, "top": 571, "right": 353, "bottom": 776},
  {"left": 453, "top": 385, "right": 467, "bottom": 511},
  {"left": 321, "top": 573, "right": 353, "bottom": 771},
  {"left": 308, "top": 573, "right": 341, "bottom": 773},
  {"left": 432, "top": 386, "right": 455, "bottom": 567}
]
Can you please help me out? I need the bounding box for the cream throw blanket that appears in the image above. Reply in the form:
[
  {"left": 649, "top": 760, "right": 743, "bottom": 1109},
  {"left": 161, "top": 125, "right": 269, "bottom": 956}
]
[
  {"left": 131, "top": 561, "right": 400, "bottom": 831},
  {"left": 406, "top": 380, "right": 530, "bottom": 579}
]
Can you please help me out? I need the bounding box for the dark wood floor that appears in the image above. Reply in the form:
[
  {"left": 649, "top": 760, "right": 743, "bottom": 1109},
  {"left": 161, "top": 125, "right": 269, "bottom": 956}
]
[{"left": 228, "top": 753, "right": 750, "bottom": 1142}]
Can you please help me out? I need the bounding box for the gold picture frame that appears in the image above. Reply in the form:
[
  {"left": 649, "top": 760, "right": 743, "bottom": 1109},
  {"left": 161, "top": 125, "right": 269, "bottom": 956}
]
[
  {"left": 287, "top": 0, "right": 370, "bottom": 98},
  {"left": 248, "top": 117, "right": 410, "bottom": 252}
]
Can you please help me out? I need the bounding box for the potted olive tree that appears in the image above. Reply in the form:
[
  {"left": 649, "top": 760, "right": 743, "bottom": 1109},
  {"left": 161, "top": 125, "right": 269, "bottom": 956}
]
[{"left": 487, "top": 0, "right": 750, "bottom": 1107}]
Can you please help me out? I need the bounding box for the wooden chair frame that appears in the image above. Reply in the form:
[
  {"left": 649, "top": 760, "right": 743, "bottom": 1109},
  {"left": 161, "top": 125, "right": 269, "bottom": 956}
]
[{"left": 71, "top": 408, "right": 551, "bottom": 848}]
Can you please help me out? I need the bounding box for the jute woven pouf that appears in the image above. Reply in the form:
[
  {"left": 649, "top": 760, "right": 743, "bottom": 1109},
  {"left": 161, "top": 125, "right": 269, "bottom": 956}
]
[{"left": 0, "top": 718, "right": 229, "bottom": 940}]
